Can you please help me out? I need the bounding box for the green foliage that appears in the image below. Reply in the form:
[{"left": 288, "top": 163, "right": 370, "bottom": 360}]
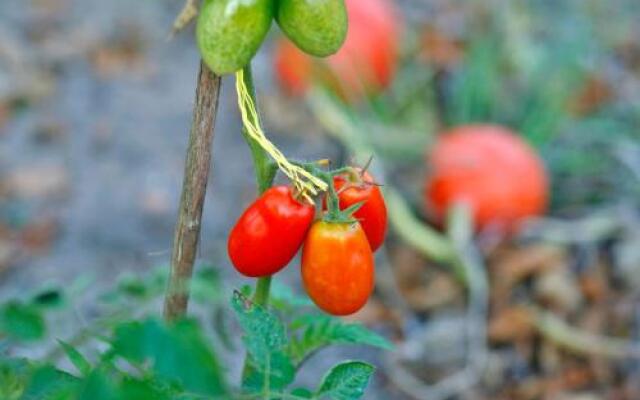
[
  {"left": 0, "top": 301, "right": 46, "bottom": 341},
  {"left": 232, "top": 291, "right": 295, "bottom": 392},
  {"left": 110, "top": 318, "right": 227, "bottom": 396},
  {"left": 288, "top": 314, "right": 393, "bottom": 365},
  {"left": 0, "top": 358, "right": 31, "bottom": 400},
  {"left": 316, "top": 361, "right": 375, "bottom": 400},
  {"left": 0, "top": 268, "right": 388, "bottom": 399},
  {"left": 58, "top": 340, "right": 91, "bottom": 376}
]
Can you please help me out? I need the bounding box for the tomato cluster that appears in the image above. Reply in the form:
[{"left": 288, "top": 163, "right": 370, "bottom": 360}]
[
  {"left": 227, "top": 168, "right": 387, "bottom": 316},
  {"left": 197, "top": 0, "right": 350, "bottom": 75}
]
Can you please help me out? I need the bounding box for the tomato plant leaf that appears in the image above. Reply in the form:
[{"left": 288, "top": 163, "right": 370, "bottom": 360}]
[
  {"left": 110, "top": 318, "right": 227, "bottom": 396},
  {"left": 81, "top": 370, "right": 176, "bottom": 400},
  {"left": 57, "top": 340, "right": 91, "bottom": 376},
  {"left": 316, "top": 361, "right": 374, "bottom": 400},
  {"left": 0, "top": 358, "right": 32, "bottom": 400},
  {"left": 288, "top": 314, "right": 393, "bottom": 365},
  {"left": 20, "top": 365, "right": 79, "bottom": 400},
  {"left": 290, "top": 387, "right": 314, "bottom": 398},
  {"left": 241, "top": 351, "right": 295, "bottom": 393},
  {"left": 0, "top": 301, "right": 46, "bottom": 341},
  {"left": 231, "top": 291, "right": 295, "bottom": 392}
]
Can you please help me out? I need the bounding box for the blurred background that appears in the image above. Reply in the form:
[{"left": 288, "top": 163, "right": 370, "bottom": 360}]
[{"left": 2, "top": 0, "right": 640, "bottom": 399}]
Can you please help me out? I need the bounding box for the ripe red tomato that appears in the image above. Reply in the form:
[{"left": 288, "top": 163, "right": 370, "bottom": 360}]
[
  {"left": 228, "top": 186, "right": 315, "bottom": 277},
  {"left": 302, "top": 221, "right": 374, "bottom": 316},
  {"left": 274, "top": 0, "right": 401, "bottom": 101},
  {"left": 424, "top": 124, "right": 549, "bottom": 231},
  {"left": 332, "top": 169, "right": 387, "bottom": 252}
]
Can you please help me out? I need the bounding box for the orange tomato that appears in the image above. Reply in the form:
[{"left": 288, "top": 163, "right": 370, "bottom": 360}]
[{"left": 301, "top": 221, "right": 374, "bottom": 316}]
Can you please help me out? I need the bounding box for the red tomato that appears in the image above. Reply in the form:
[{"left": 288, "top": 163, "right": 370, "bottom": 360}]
[
  {"left": 274, "top": 0, "right": 401, "bottom": 101},
  {"left": 228, "top": 186, "right": 315, "bottom": 277},
  {"left": 424, "top": 124, "right": 549, "bottom": 231},
  {"left": 332, "top": 169, "right": 387, "bottom": 251},
  {"left": 302, "top": 221, "right": 374, "bottom": 316}
]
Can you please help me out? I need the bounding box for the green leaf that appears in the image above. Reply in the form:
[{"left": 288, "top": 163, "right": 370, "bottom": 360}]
[
  {"left": 118, "top": 377, "right": 174, "bottom": 400},
  {"left": 0, "top": 358, "right": 32, "bottom": 400},
  {"left": 241, "top": 351, "right": 295, "bottom": 393},
  {"left": 110, "top": 318, "right": 227, "bottom": 396},
  {"left": 290, "top": 387, "right": 314, "bottom": 398},
  {"left": 0, "top": 301, "right": 46, "bottom": 341},
  {"left": 20, "top": 365, "right": 79, "bottom": 400},
  {"left": 58, "top": 340, "right": 91, "bottom": 376},
  {"left": 231, "top": 291, "right": 294, "bottom": 391},
  {"left": 76, "top": 369, "right": 177, "bottom": 400},
  {"left": 75, "top": 369, "right": 117, "bottom": 400},
  {"left": 316, "top": 361, "right": 375, "bottom": 400},
  {"left": 288, "top": 314, "right": 393, "bottom": 365},
  {"left": 231, "top": 291, "right": 288, "bottom": 359}
]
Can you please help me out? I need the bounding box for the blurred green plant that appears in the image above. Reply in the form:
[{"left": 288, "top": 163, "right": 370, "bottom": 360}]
[
  {"left": 322, "top": 0, "right": 640, "bottom": 213},
  {"left": 0, "top": 264, "right": 391, "bottom": 399}
]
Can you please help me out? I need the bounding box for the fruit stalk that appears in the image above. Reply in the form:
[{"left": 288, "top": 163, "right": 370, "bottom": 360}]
[{"left": 163, "top": 61, "right": 221, "bottom": 321}]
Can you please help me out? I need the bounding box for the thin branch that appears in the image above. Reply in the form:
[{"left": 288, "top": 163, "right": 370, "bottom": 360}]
[
  {"left": 533, "top": 306, "right": 640, "bottom": 359},
  {"left": 170, "top": 0, "right": 200, "bottom": 38},
  {"left": 163, "top": 61, "right": 221, "bottom": 321}
]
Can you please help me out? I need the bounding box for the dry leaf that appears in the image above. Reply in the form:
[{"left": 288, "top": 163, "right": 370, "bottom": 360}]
[{"left": 489, "top": 306, "right": 535, "bottom": 343}]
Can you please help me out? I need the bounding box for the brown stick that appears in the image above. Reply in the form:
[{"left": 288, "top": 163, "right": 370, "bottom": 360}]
[{"left": 163, "top": 61, "right": 221, "bottom": 320}]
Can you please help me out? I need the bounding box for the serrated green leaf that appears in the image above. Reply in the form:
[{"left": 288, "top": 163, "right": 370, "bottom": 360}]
[
  {"left": 242, "top": 351, "right": 295, "bottom": 393},
  {"left": 288, "top": 314, "right": 393, "bottom": 365},
  {"left": 316, "top": 361, "right": 374, "bottom": 400},
  {"left": 110, "top": 318, "right": 227, "bottom": 396},
  {"left": 0, "top": 301, "right": 46, "bottom": 341},
  {"left": 58, "top": 340, "right": 91, "bottom": 376},
  {"left": 231, "top": 291, "right": 289, "bottom": 360},
  {"left": 231, "top": 291, "right": 294, "bottom": 392}
]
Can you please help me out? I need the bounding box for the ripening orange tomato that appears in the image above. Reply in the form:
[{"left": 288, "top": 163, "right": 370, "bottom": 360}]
[{"left": 301, "top": 221, "right": 374, "bottom": 316}]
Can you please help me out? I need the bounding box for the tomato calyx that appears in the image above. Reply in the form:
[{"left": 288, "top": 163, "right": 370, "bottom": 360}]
[
  {"left": 290, "top": 160, "right": 376, "bottom": 223},
  {"left": 323, "top": 168, "right": 367, "bottom": 224}
]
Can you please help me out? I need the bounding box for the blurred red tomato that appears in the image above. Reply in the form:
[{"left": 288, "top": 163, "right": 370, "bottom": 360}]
[
  {"left": 424, "top": 125, "right": 549, "bottom": 231},
  {"left": 274, "top": 0, "right": 401, "bottom": 101}
]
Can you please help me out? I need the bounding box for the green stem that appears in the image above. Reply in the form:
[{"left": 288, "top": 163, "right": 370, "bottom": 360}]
[
  {"left": 253, "top": 275, "right": 272, "bottom": 306},
  {"left": 324, "top": 172, "right": 341, "bottom": 219},
  {"left": 240, "top": 65, "right": 278, "bottom": 194},
  {"left": 238, "top": 63, "right": 277, "bottom": 383}
]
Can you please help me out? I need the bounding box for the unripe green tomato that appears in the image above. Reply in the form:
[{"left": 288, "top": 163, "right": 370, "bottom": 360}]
[
  {"left": 197, "top": 0, "right": 274, "bottom": 75},
  {"left": 276, "top": 0, "right": 347, "bottom": 57}
]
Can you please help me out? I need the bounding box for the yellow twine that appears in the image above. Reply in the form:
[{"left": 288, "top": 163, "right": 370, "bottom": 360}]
[{"left": 235, "top": 70, "right": 328, "bottom": 202}]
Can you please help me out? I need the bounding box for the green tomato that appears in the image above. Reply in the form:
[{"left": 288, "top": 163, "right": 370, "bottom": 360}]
[
  {"left": 276, "top": 0, "right": 347, "bottom": 57},
  {"left": 197, "top": 0, "right": 274, "bottom": 75}
]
